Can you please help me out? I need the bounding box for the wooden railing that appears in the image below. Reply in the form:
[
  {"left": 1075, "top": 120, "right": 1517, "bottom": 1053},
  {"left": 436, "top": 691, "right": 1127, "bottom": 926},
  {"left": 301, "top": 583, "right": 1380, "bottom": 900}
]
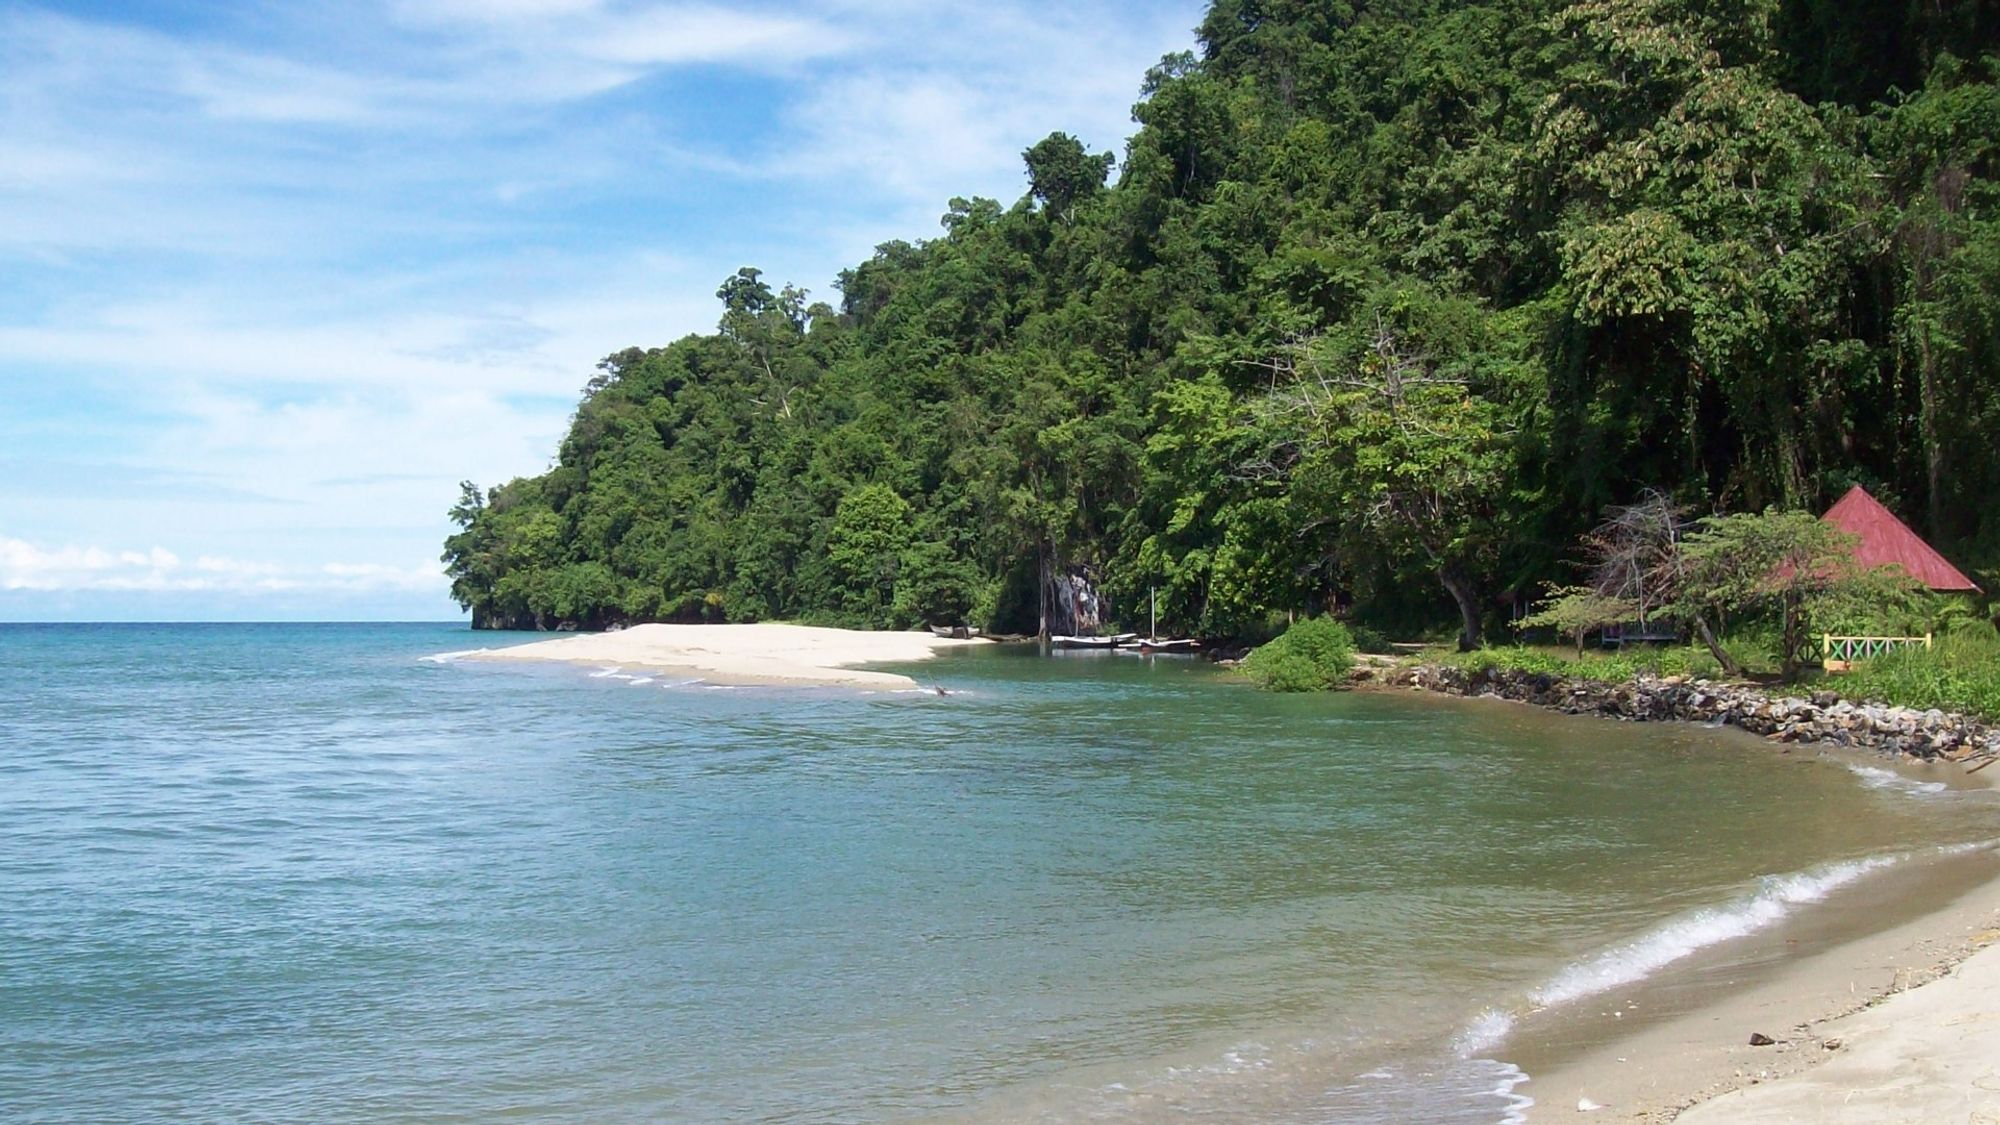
[{"left": 1822, "top": 633, "right": 1932, "bottom": 672}]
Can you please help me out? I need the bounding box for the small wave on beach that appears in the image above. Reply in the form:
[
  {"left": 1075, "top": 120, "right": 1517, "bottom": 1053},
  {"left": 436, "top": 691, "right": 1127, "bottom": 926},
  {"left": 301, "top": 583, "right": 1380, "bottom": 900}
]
[
  {"left": 419, "top": 649, "right": 487, "bottom": 664},
  {"left": 1451, "top": 841, "right": 2000, "bottom": 1057},
  {"left": 1053, "top": 1035, "right": 1532, "bottom": 1124},
  {"left": 1847, "top": 763, "right": 1950, "bottom": 797},
  {"left": 1308, "top": 1056, "right": 1532, "bottom": 1124},
  {"left": 1529, "top": 854, "right": 1899, "bottom": 1008}
]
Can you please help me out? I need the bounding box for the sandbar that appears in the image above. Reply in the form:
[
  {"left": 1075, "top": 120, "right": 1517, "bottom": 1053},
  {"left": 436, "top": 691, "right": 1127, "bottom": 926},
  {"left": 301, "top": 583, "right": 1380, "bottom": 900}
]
[{"left": 459, "top": 622, "right": 987, "bottom": 688}]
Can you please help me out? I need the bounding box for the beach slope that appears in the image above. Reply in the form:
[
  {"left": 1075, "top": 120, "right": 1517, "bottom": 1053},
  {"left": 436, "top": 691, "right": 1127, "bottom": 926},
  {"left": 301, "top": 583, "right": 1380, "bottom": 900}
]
[
  {"left": 461, "top": 622, "right": 985, "bottom": 688},
  {"left": 1671, "top": 935, "right": 2000, "bottom": 1123}
]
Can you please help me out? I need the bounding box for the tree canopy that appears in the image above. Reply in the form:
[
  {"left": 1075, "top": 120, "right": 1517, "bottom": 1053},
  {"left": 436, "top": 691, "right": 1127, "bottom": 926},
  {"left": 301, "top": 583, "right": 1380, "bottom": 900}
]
[{"left": 446, "top": 0, "right": 2000, "bottom": 639}]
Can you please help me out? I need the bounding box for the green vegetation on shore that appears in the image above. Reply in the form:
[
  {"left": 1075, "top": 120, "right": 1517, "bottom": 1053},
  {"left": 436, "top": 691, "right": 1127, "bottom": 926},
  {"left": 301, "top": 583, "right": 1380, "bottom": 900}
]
[
  {"left": 1445, "top": 644, "right": 1725, "bottom": 684},
  {"left": 1841, "top": 623, "right": 2000, "bottom": 719},
  {"left": 445, "top": 0, "right": 2000, "bottom": 650},
  {"left": 1242, "top": 617, "right": 1357, "bottom": 691}
]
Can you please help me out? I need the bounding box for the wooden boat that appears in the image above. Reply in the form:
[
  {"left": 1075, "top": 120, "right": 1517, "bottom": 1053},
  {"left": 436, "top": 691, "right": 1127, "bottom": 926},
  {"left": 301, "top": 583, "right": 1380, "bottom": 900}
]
[
  {"left": 1049, "top": 633, "right": 1138, "bottom": 649},
  {"left": 1135, "top": 637, "right": 1200, "bottom": 654}
]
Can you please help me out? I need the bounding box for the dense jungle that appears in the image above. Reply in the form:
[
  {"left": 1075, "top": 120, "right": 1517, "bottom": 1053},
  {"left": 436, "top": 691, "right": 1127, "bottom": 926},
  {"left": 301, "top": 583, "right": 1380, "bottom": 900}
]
[{"left": 444, "top": 0, "right": 2000, "bottom": 643}]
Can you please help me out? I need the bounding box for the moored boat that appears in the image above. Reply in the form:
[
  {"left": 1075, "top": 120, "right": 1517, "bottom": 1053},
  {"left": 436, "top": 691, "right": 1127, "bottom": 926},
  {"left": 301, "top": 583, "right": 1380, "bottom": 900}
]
[{"left": 1049, "top": 633, "right": 1138, "bottom": 649}]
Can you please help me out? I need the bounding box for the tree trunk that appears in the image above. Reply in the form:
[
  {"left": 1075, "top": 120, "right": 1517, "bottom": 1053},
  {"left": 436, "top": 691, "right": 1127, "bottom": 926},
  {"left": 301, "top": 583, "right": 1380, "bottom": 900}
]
[
  {"left": 1439, "top": 564, "right": 1483, "bottom": 651},
  {"left": 1692, "top": 612, "right": 1745, "bottom": 678},
  {"left": 1919, "top": 324, "right": 1945, "bottom": 540},
  {"left": 1037, "top": 543, "right": 1049, "bottom": 641},
  {"left": 1779, "top": 592, "right": 1804, "bottom": 683}
]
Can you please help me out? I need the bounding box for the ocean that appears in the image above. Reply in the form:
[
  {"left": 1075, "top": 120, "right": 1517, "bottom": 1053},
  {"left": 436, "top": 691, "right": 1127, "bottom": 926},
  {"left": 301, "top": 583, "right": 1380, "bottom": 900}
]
[{"left": 3, "top": 622, "right": 1994, "bottom": 1122}]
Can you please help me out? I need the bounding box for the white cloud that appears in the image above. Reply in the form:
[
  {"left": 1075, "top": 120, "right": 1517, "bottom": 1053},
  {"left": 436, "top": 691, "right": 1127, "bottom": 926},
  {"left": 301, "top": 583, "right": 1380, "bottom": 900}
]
[
  {"left": 0, "top": 535, "right": 445, "bottom": 594},
  {"left": 0, "top": 0, "right": 1202, "bottom": 618},
  {"left": 586, "top": 6, "right": 851, "bottom": 65}
]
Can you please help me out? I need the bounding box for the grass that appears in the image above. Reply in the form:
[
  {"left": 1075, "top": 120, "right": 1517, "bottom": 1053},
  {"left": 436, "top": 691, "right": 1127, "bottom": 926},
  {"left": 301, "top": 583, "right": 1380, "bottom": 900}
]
[
  {"left": 1836, "top": 623, "right": 2000, "bottom": 721},
  {"left": 1432, "top": 623, "right": 2000, "bottom": 722},
  {"left": 1442, "top": 644, "right": 1725, "bottom": 683}
]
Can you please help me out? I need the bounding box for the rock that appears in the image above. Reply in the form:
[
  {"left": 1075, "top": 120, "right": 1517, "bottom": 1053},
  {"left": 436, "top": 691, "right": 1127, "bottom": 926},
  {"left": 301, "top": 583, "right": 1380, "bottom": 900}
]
[{"left": 1748, "top": 1032, "right": 1776, "bottom": 1046}]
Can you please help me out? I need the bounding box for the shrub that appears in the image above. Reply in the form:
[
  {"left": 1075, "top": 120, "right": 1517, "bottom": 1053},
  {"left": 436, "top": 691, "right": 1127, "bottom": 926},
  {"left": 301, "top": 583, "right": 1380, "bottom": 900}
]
[
  {"left": 1243, "top": 616, "right": 1357, "bottom": 692},
  {"left": 1349, "top": 624, "right": 1392, "bottom": 654},
  {"left": 1840, "top": 620, "right": 2000, "bottom": 720},
  {"left": 1445, "top": 645, "right": 1722, "bottom": 683}
]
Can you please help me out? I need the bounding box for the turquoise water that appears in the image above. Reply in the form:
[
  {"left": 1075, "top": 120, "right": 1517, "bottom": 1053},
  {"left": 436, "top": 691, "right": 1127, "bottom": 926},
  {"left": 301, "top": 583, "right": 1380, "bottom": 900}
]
[{"left": 3, "top": 623, "right": 1993, "bottom": 1122}]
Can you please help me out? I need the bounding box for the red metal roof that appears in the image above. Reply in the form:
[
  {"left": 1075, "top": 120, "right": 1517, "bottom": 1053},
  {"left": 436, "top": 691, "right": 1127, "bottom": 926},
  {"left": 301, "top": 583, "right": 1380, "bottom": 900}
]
[{"left": 1821, "top": 485, "right": 1981, "bottom": 593}]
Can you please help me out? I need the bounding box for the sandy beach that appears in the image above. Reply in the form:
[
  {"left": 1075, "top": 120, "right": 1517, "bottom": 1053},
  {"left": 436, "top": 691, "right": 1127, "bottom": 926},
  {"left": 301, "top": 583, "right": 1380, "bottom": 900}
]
[
  {"left": 458, "top": 622, "right": 988, "bottom": 688},
  {"left": 1521, "top": 771, "right": 2000, "bottom": 1123}
]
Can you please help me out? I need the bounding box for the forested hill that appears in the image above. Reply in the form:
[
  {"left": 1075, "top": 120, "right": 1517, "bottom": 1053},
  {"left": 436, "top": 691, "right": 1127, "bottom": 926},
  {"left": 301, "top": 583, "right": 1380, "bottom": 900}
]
[{"left": 444, "top": 0, "right": 2000, "bottom": 638}]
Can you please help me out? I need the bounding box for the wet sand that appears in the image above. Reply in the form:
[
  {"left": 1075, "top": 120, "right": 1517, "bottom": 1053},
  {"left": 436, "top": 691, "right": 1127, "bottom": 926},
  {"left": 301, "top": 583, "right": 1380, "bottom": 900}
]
[
  {"left": 1521, "top": 767, "right": 2000, "bottom": 1122},
  {"left": 459, "top": 622, "right": 987, "bottom": 688}
]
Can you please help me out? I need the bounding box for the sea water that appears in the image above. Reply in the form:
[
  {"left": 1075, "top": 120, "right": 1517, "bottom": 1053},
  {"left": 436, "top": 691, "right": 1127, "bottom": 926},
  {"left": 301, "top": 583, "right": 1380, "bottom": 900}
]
[{"left": 2, "top": 623, "right": 1994, "bottom": 1122}]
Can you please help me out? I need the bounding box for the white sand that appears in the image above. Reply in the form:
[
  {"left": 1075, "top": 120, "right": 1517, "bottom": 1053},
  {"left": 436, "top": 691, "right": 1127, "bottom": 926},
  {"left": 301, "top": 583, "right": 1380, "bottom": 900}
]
[
  {"left": 1523, "top": 770, "right": 2000, "bottom": 1123},
  {"left": 459, "top": 622, "right": 986, "bottom": 688},
  {"left": 1673, "top": 935, "right": 2000, "bottom": 1123}
]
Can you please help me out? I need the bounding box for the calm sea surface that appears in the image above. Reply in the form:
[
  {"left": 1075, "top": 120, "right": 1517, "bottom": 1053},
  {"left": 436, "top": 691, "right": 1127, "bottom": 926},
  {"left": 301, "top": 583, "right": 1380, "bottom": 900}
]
[{"left": 3, "top": 623, "right": 1995, "bottom": 1122}]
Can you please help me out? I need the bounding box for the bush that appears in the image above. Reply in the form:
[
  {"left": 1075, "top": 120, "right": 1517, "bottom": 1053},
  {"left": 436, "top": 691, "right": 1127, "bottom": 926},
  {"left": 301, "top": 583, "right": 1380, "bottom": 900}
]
[
  {"left": 1243, "top": 617, "right": 1357, "bottom": 692},
  {"left": 1349, "top": 624, "right": 1392, "bottom": 654},
  {"left": 1446, "top": 645, "right": 1722, "bottom": 683},
  {"left": 1840, "top": 620, "right": 2000, "bottom": 720}
]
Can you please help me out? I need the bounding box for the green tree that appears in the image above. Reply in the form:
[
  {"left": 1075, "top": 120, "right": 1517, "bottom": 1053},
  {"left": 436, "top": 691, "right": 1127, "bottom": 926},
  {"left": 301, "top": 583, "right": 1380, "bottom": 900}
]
[
  {"left": 1518, "top": 587, "right": 1639, "bottom": 656},
  {"left": 1667, "top": 508, "right": 1862, "bottom": 681},
  {"left": 825, "top": 483, "right": 916, "bottom": 627},
  {"left": 1022, "top": 132, "right": 1115, "bottom": 223}
]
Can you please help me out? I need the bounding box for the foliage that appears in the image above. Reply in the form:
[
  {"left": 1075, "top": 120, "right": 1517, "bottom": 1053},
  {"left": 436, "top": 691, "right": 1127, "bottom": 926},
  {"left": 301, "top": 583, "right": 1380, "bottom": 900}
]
[
  {"left": 1517, "top": 586, "right": 1637, "bottom": 655},
  {"left": 1807, "top": 571, "right": 1965, "bottom": 639},
  {"left": 1665, "top": 509, "right": 1867, "bottom": 680},
  {"left": 1840, "top": 620, "right": 2000, "bottom": 720},
  {"left": 1449, "top": 644, "right": 1723, "bottom": 683},
  {"left": 1348, "top": 624, "right": 1392, "bottom": 655},
  {"left": 442, "top": 0, "right": 2000, "bottom": 644},
  {"left": 1242, "top": 616, "right": 1358, "bottom": 692}
]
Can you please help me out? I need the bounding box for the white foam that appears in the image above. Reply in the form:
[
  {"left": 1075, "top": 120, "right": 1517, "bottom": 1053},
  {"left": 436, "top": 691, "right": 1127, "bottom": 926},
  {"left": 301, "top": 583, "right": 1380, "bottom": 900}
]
[
  {"left": 627, "top": 677, "right": 654, "bottom": 686},
  {"left": 588, "top": 666, "right": 624, "bottom": 678},
  {"left": 1530, "top": 854, "right": 1898, "bottom": 1008},
  {"left": 1453, "top": 1008, "right": 1516, "bottom": 1058},
  {"left": 1492, "top": 1061, "right": 1534, "bottom": 1125},
  {"left": 420, "top": 648, "right": 487, "bottom": 663},
  {"left": 1847, "top": 764, "right": 1949, "bottom": 796}
]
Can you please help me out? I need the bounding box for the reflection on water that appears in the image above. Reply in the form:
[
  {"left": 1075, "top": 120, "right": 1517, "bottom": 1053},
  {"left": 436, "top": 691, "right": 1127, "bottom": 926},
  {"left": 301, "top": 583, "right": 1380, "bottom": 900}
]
[{"left": 1, "top": 626, "right": 1991, "bottom": 1122}]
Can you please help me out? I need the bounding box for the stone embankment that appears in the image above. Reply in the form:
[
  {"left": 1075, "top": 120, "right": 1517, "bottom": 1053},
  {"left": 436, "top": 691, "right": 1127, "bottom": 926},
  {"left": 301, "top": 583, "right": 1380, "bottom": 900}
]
[{"left": 1379, "top": 663, "right": 2000, "bottom": 762}]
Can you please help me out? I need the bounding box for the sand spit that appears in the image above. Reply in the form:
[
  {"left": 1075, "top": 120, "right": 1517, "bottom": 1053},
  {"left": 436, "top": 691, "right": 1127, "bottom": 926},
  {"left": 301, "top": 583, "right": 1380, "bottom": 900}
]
[{"left": 461, "top": 623, "right": 987, "bottom": 688}]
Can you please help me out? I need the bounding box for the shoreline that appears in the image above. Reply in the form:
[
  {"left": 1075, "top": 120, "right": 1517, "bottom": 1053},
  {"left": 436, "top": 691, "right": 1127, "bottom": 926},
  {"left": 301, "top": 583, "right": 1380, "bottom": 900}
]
[
  {"left": 1518, "top": 844, "right": 2000, "bottom": 1121},
  {"left": 453, "top": 633, "right": 2000, "bottom": 1118},
  {"left": 1369, "top": 665, "right": 2000, "bottom": 1121},
  {"left": 453, "top": 622, "right": 989, "bottom": 689}
]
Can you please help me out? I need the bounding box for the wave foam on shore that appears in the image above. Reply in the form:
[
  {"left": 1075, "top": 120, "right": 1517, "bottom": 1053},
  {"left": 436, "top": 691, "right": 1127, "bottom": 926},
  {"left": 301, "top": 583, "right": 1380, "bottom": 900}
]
[{"left": 1454, "top": 843, "right": 1998, "bottom": 1066}]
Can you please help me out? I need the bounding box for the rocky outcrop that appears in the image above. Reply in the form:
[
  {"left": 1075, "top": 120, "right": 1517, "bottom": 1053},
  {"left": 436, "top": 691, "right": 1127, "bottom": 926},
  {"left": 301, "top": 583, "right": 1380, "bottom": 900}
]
[{"left": 1382, "top": 664, "right": 2000, "bottom": 762}]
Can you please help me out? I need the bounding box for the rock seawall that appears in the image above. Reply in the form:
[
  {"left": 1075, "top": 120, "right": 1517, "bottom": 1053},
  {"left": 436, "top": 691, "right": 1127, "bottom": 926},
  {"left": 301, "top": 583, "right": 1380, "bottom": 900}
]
[{"left": 1384, "top": 664, "right": 2000, "bottom": 762}]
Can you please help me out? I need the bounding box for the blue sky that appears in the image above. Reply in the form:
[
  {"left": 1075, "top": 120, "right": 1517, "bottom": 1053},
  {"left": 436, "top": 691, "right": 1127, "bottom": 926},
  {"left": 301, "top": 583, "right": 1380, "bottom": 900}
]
[{"left": 0, "top": 0, "right": 1203, "bottom": 621}]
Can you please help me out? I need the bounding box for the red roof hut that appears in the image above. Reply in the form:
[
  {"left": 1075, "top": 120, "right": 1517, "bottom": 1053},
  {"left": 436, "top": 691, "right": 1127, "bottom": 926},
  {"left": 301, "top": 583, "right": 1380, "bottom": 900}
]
[{"left": 1821, "top": 485, "right": 1981, "bottom": 593}]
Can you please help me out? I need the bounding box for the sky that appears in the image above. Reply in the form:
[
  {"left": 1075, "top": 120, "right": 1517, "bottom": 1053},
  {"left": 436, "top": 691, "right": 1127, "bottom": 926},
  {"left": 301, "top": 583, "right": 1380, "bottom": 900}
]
[{"left": 0, "top": 0, "right": 1204, "bottom": 621}]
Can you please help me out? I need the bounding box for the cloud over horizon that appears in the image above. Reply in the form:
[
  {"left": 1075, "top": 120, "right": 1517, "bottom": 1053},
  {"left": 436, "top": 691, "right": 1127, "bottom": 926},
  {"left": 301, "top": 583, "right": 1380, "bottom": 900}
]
[{"left": 0, "top": 0, "right": 1202, "bottom": 620}]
